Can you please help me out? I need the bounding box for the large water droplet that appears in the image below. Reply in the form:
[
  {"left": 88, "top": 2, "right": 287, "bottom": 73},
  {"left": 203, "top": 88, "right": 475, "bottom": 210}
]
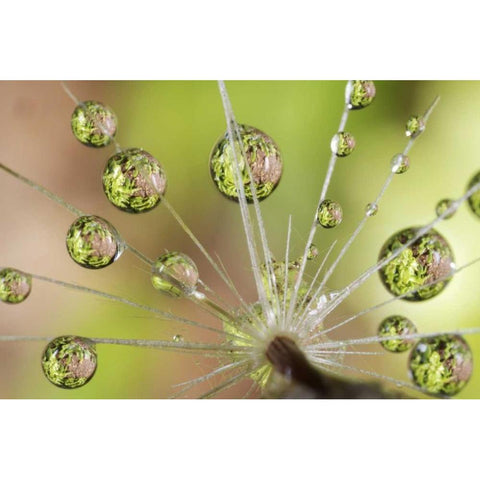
[
  {"left": 436, "top": 198, "right": 457, "bottom": 220},
  {"left": 0, "top": 268, "right": 32, "bottom": 304},
  {"left": 71, "top": 100, "right": 117, "bottom": 148},
  {"left": 390, "top": 153, "right": 410, "bottom": 174},
  {"left": 345, "top": 81, "right": 376, "bottom": 110},
  {"left": 378, "top": 227, "right": 455, "bottom": 301},
  {"left": 405, "top": 115, "right": 425, "bottom": 139},
  {"left": 317, "top": 200, "right": 343, "bottom": 228},
  {"left": 66, "top": 215, "right": 124, "bottom": 269},
  {"left": 330, "top": 132, "right": 356, "bottom": 157},
  {"left": 151, "top": 252, "right": 199, "bottom": 297},
  {"left": 408, "top": 334, "right": 472, "bottom": 396},
  {"left": 378, "top": 315, "right": 417, "bottom": 353},
  {"left": 102, "top": 148, "right": 167, "bottom": 213},
  {"left": 209, "top": 124, "right": 282, "bottom": 202},
  {"left": 41, "top": 335, "right": 97, "bottom": 389}
]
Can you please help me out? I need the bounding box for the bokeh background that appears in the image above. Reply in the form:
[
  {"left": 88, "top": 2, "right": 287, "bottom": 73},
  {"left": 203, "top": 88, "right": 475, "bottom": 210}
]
[{"left": 1, "top": 81, "right": 480, "bottom": 398}]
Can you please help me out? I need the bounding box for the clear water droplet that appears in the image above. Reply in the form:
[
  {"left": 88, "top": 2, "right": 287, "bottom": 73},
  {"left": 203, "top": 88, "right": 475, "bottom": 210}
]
[
  {"left": 466, "top": 171, "right": 480, "bottom": 218},
  {"left": 330, "top": 132, "right": 356, "bottom": 157},
  {"left": 0, "top": 268, "right": 32, "bottom": 304},
  {"left": 71, "top": 100, "right": 117, "bottom": 148},
  {"left": 378, "top": 315, "right": 417, "bottom": 353},
  {"left": 345, "top": 81, "right": 376, "bottom": 110},
  {"left": 390, "top": 153, "right": 410, "bottom": 174},
  {"left": 66, "top": 215, "right": 124, "bottom": 269},
  {"left": 365, "top": 203, "right": 378, "bottom": 216},
  {"left": 409, "top": 334, "right": 472, "bottom": 396},
  {"left": 317, "top": 200, "right": 343, "bottom": 228},
  {"left": 307, "top": 243, "right": 319, "bottom": 260},
  {"left": 173, "top": 334, "right": 184, "bottom": 343},
  {"left": 41, "top": 335, "right": 97, "bottom": 389},
  {"left": 151, "top": 252, "right": 199, "bottom": 297},
  {"left": 378, "top": 227, "right": 455, "bottom": 301},
  {"left": 102, "top": 148, "right": 167, "bottom": 213},
  {"left": 209, "top": 124, "right": 282, "bottom": 202},
  {"left": 405, "top": 115, "right": 425, "bottom": 139},
  {"left": 436, "top": 198, "right": 457, "bottom": 219}
]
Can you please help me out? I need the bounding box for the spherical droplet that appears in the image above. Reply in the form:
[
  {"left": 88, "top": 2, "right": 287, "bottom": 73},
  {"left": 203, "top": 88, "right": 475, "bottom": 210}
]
[
  {"left": 436, "top": 198, "right": 457, "bottom": 220},
  {"left": 405, "top": 115, "right": 425, "bottom": 139},
  {"left": 391, "top": 153, "right": 410, "bottom": 174},
  {"left": 102, "top": 148, "right": 167, "bottom": 213},
  {"left": 0, "top": 268, "right": 32, "bottom": 304},
  {"left": 173, "top": 334, "right": 184, "bottom": 343},
  {"left": 317, "top": 200, "right": 343, "bottom": 228},
  {"left": 378, "top": 315, "right": 417, "bottom": 353},
  {"left": 209, "top": 124, "right": 282, "bottom": 202},
  {"left": 71, "top": 100, "right": 117, "bottom": 148},
  {"left": 66, "top": 215, "right": 124, "bottom": 269},
  {"left": 345, "top": 81, "right": 376, "bottom": 110},
  {"left": 307, "top": 243, "right": 319, "bottom": 260},
  {"left": 378, "top": 227, "right": 455, "bottom": 301},
  {"left": 409, "top": 334, "right": 473, "bottom": 396},
  {"left": 41, "top": 335, "right": 97, "bottom": 389},
  {"left": 365, "top": 203, "right": 378, "bottom": 217},
  {"left": 330, "top": 132, "right": 356, "bottom": 157},
  {"left": 151, "top": 252, "right": 199, "bottom": 297},
  {"left": 466, "top": 171, "right": 480, "bottom": 218}
]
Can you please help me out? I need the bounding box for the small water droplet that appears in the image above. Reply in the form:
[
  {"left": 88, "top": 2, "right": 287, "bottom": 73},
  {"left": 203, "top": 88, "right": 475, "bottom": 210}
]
[
  {"left": 365, "top": 203, "right": 378, "bottom": 216},
  {"left": 378, "top": 315, "right": 417, "bottom": 353},
  {"left": 209, "top": 124, "right": 282, "bottom": 202},
  {"left": 330, "top": 132, "right": 356, "bottom": 157},
  {"left": 173, "top": 334, "right": 184, "bottom": 343},
  {"left": 345, "top": 81, "right": 376, "bottom": 110},
  {"left": 466, "top": 171, "right": 480, "bottom": 218},
  {"left": 66, "top": 215, "right": 124, "bottom": 269},
  {"left": 405, "top": 115, "right": 425, "bottom": 139},
  {"left": 151, "top": 252, "right": 199, "bottom": 297},
  {"left": 390, "top": 153, "right": 410, "bottom": 174},
  {"left": 102, "top": 148, "right": 167, "bottom": 213},
  {"left": 409, "top": 334, "right": 472, "bottom": 396},
  {"left": 307, "top": 243, "right": 319, "bottom": 260},
  {"left": 378, "top": 227, "right": 455, "bottom": 301},
  {"left": 0, "top": 268, "right": 32, "bottom": 304},
  {"left": 435, "top": 198, "right": 457, "bottom": 219},
  {"left": 41, "top": 336, "right": 97, "bottom": 389},
  {"left": 317, "top": 200, "right": 343, "bottom": 228},
  {"left": 71, "top": 100, "right": 117, "bottom": 148}
]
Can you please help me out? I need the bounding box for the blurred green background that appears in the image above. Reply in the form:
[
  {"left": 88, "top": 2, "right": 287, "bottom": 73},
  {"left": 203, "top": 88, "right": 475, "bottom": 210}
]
[{"left": 1, "top": 81, "right": 480, "bottom": 398}]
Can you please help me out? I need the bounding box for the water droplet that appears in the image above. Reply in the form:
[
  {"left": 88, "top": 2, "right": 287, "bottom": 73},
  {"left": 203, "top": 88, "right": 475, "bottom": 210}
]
[
  {"left": 409, "top": 334, "right": 472, "bottom": 396},
  {"left": 0, "top": 268, "right": 32, "bottom": 304},
  {"left": 209, "top": 124, "right": 282, "bottom": 202},
  {"left": 307, "top": 243, "right": 319, "bottom": 260},
  {"left": 71, "top": 100, "right": 117, "bottom": 148},
  {"left": 173, "top": 334, "right": 184, "bottom": 343},
  {"left": 466, "top": 171, "right": 480, "bottom": 218},
  {"left": 345, "top": 81, "right": 376, "bottom": 110},
  {"left": 66, "top": 215, "right": 124, "bottom": 269},
  {"left": 405, "top": 115, "right": 425, "bottom": 139},
  {"left": 436, "top": 198, "right": 457, "bottom": 220},
  {"left": 330, "top": 132, "right": 356, "bottom": 157},
  {"left": 41, "top": 336, "right": 97, "bottom": 389},
  {"left": 102, "top": 148, "right": 167, "bottom": 213},
  {"left": 151, "top": 252, "right": 199, "bottom": 297},
  {"left": 378, "top": 227, "right": 455, "bottom": 301},
  {"left": 317, "top": 200, "right": 343, "bottom": 228},
  {"left": 390, "top": 153, "right": 410, "bottom": 174},
  {"left": 365, "top": 203, "right": 378, "bottom": 217},
  {"left": 378, "top": 315, "right": 417, "bottom": 353}
]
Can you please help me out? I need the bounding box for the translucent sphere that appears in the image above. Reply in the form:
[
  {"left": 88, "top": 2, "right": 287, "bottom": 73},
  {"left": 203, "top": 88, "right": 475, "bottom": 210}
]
[
  {"left": 378, "top": 227, "right": 455, "bottom": 301},
  {"left": 409, "top": 334, "right": 473, "bottom": 396},
  {"left": 102, "top": 148, "right": 167, "bottom": 213},
  {"left": 405, "top": 115, "right": 425, "bottom": 139},
  {"left": 330, "top": 132, "right": 356, "bottom": 157},
  {"left": 365, "top": 203, "right": 378, "bottom": 217},
  {"left": 41, "top": 336, "right": 97, "bottom": 389},
  {"left": 66, "top": 215, "right": 124, "bottom": 269},
  {"left": 209, "top": 124, "right": 282, "bottom": 202},
  {"left": 345, "top": 81, "right": 376, "bottom": 110},
  {"left": 436, "top": 199, "right": 457, "bottom": 220},
  {"left": 71, "top": 100, "right": 117, "bottom": 148},
  {"left": 0, "top": 268, "right": 32, "bottom": 304},
  {"left": 317, "top": 200, "right": 343, "bottom": 228},
  {"left": 151, "top": 252, "right": 199, "bottom": 297},
  {"left": 378, "top": 315, "right": 417, "bottom": 353},
  {"left": 466, "top": 171, "right": 480, "bottom": 218},
  {"left": 390, "top": 153, "right": 410, "bottom": 174}
]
